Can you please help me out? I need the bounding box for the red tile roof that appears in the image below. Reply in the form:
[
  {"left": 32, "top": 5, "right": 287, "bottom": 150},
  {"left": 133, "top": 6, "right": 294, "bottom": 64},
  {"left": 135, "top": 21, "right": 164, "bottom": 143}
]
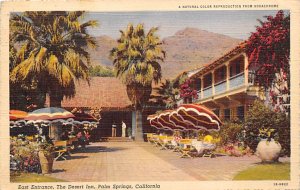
[
  {"left": 61, "top": 77, "right": 132, "bottom": 109},
  {"left": 190, "top": 41, "right": 247, "bottom": 79}
]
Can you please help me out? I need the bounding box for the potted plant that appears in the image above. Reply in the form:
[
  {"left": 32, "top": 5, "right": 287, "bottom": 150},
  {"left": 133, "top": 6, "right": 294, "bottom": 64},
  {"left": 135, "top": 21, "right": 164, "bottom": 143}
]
[
  {"left": 256, "top": 128, "right": 281, "bottom": 162},
  {"left": 38, "top": 141, "right": 55, "bottom": 174}
]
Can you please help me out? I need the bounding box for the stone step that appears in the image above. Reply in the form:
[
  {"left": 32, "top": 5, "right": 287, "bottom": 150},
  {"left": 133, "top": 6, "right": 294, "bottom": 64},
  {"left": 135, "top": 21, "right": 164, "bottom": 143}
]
[{"left": 100, "top": 137, "right": 133, "bottom": 142}]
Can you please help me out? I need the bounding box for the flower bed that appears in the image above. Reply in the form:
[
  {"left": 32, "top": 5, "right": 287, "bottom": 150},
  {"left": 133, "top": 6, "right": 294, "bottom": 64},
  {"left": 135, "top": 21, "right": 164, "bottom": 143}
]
[{"left": 10, "top": 137, "right": 41, "bottom": 173}]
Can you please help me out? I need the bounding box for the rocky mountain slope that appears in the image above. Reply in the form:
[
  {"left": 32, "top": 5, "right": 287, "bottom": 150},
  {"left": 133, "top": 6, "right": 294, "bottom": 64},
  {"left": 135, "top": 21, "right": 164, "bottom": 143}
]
[{"left": 89, "top": 27, "right": 242, "bottom": 80}]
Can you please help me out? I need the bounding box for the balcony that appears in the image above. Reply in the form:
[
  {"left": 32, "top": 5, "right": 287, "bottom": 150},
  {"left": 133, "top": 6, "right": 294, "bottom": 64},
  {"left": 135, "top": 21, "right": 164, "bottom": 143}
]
[
  {"left": 229, "top": 72, "right": 245, "bottom": 89},
  {"left": 203, "top": 86, "right": 213, "bottom": 98},
  {"left": 195, "top": 72, "right": 246, "bottom": 101},
  {"left": 214, "top": 80, "right": 227, "bottom": 94}
]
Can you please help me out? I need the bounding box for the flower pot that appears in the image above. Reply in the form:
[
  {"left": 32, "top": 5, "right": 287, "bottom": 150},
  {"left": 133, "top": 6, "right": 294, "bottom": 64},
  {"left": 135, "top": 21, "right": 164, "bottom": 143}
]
[
  {"left": 38, "top": 151, "right": 54, "bottom": 174},
  {"left": 256, "top": 139, "right": 281, "bottom": 162}
]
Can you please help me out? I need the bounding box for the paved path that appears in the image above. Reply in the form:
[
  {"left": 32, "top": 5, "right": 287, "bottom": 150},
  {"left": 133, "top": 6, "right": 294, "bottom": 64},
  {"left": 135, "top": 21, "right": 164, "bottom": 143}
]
[{"left": 48, "top": 142, "right": 289, "bottom": 181}]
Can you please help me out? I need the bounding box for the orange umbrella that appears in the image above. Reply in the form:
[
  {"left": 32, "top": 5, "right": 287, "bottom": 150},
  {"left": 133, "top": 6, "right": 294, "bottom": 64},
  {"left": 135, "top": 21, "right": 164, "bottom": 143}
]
[{"left": 10, "top": 110, "right": 28, "bottom": 121}]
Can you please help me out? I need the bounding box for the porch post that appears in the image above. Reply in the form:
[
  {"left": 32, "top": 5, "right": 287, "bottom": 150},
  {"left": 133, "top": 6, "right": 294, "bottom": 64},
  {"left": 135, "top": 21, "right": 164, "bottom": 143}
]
[
  {"left": 200, "top": 77, "right": 204, "bottom": 99},
  {"left": 243, "top": 53, "right": 249, "bottom": 85},
  {"left": 226, "top": 62, "right": 230, "bottom": 91}
]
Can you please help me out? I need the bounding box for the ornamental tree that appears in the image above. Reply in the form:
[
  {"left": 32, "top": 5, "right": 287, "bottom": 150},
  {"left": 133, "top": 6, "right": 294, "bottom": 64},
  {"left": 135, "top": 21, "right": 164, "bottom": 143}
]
[{"left": 246, "top": 10, "right": 290, "bottom": 112}]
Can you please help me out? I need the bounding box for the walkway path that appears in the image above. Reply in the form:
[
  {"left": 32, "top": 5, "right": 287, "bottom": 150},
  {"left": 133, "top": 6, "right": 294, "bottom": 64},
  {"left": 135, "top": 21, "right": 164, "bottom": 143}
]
[{"left": 48, "top": 142, "right": 289, "bottom": 181}]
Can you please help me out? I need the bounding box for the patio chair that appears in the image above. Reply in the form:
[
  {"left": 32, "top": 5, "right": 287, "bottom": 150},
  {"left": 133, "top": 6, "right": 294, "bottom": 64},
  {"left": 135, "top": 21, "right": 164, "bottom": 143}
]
[
  {"left": 158, "top": 136, "right": 169, "bottom": 150},
  {"left": 146, "top": 133, "right": 154, "bottom": 144},
  {"left": 171, "top": 140, "right": 181, "bottom": 152},
  {"left": 179, "top": 139, "right": 193, "bottom": 158},
  {"left": 165, "top": 136, "right": 174, "bottom": 149},
  {"left": 67, "top": 137, "right": 78, "bottom": 152},
  {"left": 54, "top": 140, "right": 71, "bottom": 161},
  {"left": 152, "top": 135, "right": 160, "bottom": 147}
]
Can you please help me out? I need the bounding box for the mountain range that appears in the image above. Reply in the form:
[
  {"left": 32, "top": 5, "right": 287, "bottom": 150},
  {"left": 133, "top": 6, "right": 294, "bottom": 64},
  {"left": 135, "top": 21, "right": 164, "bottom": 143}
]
[{"left": 89, "top": 27, "right": 242, "bottom": 80}]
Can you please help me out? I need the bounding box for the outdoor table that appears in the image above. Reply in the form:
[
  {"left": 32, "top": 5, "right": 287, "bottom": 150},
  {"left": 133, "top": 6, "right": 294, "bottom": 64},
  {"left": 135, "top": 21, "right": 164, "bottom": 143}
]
[{"left": 191, "top": 140, "right": 205, "bottom": 155}]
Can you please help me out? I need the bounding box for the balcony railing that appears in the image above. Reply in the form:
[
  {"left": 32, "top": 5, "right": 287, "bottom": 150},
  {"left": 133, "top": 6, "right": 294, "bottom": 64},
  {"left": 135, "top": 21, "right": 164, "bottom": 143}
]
[
  {"left": 229, "top": 72, "right": 244, "bottom": 89},
  {"left": 214, "top": 80, "right": 227, "bottom": 94},
  {"left": 186, "top": 72, "right": 248, "bottom": 104},
  {"left": 203, "top": 86, "right": 213, "bottom": 98}
]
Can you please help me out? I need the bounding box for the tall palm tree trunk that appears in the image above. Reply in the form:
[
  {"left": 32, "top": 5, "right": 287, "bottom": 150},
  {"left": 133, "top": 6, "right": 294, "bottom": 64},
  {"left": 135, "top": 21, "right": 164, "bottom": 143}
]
[
  {"left": 49, "top": 94, "right": 62, "bottom": 140},
  {"left": 135, "top": 110, "right": 144, "bottom": 141}
]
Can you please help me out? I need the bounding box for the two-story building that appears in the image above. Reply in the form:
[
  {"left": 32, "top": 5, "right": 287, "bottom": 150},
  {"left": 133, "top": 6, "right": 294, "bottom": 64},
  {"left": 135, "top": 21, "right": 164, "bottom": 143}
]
[{"left": 180, "top": 42, "right": 265, "bottom": 121}]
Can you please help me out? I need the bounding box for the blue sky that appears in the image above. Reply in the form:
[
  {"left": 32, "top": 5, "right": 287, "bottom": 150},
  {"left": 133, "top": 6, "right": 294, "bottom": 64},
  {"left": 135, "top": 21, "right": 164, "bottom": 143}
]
[{"left": 83, "top": 10, "right": 283, "bottom": 40}]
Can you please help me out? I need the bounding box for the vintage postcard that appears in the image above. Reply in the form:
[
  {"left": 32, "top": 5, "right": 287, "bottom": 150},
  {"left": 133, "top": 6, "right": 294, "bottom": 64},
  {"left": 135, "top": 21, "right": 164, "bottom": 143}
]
[{"left": 0, "top": 0, "right": 299, "bottom": 190}]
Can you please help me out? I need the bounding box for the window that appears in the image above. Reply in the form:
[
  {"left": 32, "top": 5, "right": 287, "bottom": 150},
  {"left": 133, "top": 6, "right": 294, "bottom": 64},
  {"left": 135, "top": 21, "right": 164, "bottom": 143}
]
[
  {"left": 237, "top": 106, "right": 244, "bottom": 121},
  {"left": 195, "top": 78, "right": 201, "bottom": 91},
  {"left": 229, "top": 56, "right": 245, "bottom": 77},
  {"left": 224, "top": 109, "right": 230, "bottom": 120},
  {"left": 215, "top": 66, "right": 226, "bottom": 83},
  {"left": 203, "top": 73, "right": 212, "bottom": 88}
]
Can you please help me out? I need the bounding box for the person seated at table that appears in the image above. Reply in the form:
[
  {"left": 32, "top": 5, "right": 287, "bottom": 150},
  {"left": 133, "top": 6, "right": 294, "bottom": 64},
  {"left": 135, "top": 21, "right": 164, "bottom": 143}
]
[
  {"left": 173, "top": 131, "right": 182, "bottom": 143},
  {"left": 171, "top": 131, "right": 182, "bottom": 149},
  {"left": 85, "top": 130, "right": 91, "bottom": 145},
  {"left": 61, "top": 131, "right": 69, "bottom": 141},
  {"left": 202, "top": 132, "right": 216, "bottom": 150},
  {"left": 77, "top": 130, "right": 86, "bottom": 148}
]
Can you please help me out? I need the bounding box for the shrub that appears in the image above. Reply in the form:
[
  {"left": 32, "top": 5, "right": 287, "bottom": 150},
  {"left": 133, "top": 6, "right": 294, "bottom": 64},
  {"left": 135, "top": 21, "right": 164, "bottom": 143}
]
[
  {"left": 218, "top": 120, "right": 243, "bottom": 146},
  {"left": 244, "top": 100, "right": 290, "bottom": 155}
]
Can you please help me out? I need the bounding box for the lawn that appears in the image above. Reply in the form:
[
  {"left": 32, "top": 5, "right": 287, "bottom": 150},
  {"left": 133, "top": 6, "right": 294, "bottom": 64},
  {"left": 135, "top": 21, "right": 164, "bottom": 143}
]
[
  {"left": 233, "top": 162, "right": 290, "bottom": 180},
  {"left": 11, "top": 172, "right": 66, "bottom": 182}
]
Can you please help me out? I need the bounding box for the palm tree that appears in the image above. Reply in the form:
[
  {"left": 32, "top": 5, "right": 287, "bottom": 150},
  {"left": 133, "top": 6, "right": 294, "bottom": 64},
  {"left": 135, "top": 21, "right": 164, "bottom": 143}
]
[
  {"left": 155, "top": 79, "right": 179, "bottom": 109},
  {"left": 9, "top": 11, "right": 98, "bottom": 107},
  {"left": 110, "top": 23, "right": 165, "bottom": 140}
]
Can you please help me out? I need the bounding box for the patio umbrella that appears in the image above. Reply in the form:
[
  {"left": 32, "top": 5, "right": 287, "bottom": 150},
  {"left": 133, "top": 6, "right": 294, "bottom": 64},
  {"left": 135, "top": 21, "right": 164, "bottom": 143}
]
[
  {"left": 157, "top": 110, "right": 185, "bottom": 131},
  {"left": 10, "top": 110, "right": 28, "bottom": 121},
  {"left": 149, "top": 117, "right": 163, "bottom": 130},
  {"left": 25, "top": 107, "right": 75, "bottom": 140},
  {"left": 72, "top": 112, "right": 99, "bottom": 125},
  {"left": 148, "top": 114, "right": 165, "bottom": 130},
  {"left": 169, "top": 111, "right": 199, "bottom": 131},
  {"left": 10, "top": 110, "right": 28, "bottom": 127},
  {"left": 25, "top": 107, "right": 75, "bottom": 123},
  {"left": 174, "top": 104, "right": 222, "bottom": 131}
]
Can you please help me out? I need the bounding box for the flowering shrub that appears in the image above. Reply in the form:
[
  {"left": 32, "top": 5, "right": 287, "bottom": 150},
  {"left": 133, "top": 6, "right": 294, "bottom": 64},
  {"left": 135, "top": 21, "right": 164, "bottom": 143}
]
[
  {"left": 246, "top": 10, "right": 290, "bottom": 112},
  {"left": 10, "top": 137, "right": 41, "bottom": 173},
  {"left": 216, "top": 144, "right": 253, "bottom": 157},
  {"left": 179, "top": 79, "right": 198, "bottom": 100}
]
